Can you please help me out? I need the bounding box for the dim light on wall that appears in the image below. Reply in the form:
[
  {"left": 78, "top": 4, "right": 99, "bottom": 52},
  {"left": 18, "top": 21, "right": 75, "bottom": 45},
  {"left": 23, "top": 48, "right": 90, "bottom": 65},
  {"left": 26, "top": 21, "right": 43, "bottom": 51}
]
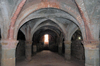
[{"left": 44, "top": 34, "right": 49, "bottom": 44}]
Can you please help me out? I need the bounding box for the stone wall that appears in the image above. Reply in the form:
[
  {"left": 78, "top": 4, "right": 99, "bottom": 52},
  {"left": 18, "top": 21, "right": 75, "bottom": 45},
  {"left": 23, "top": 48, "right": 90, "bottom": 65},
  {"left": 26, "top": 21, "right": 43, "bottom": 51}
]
[
  {"left": 49, "top": 42, "right": 58, "bottom": 52},
  {"left": 36, "top": 42, "right": 58, "bottom": 52},
  {"left": 36, "top": 42, "right": 44, "bottom": 52},
  {"left": 71, "top": 40, "right": 85, "bottom": 60}
]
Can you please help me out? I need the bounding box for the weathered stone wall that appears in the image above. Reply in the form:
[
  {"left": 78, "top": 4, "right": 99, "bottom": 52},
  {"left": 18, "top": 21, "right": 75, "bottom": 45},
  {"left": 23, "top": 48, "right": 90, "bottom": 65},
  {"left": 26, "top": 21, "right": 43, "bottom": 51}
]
[
  {"left": 16, "top": 40, "right": 25, "bottom": 59},
  {"left": 36, "top": 42, "right": 58, "bottom": 52},
  {"left": 37, "top": 42, "right": 44, "bottom": 52},
  {"left": 49, "top": 42, "right": 58, "bottom": 52},
  {"left": 71, "top": 40, "right": 85, "bottom": 60}
]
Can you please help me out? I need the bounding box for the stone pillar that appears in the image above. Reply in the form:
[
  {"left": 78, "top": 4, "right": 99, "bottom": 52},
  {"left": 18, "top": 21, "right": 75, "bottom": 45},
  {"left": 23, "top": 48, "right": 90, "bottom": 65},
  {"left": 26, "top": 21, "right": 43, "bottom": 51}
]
[
  {"left": 58, "top": 44, "right": 62, "bottom": 54},
  {"left": 25, "top": 41, "right": 32, "bottom": 61},
  {"left": 57, "top": 37, "right": 62, "bottom": 54},
  {"left": 83, "top": 40, "right": 99, "bottom": 66},
  {"left": 64, "top": 41, "right": 71, "bottom": 60},
  {"left": 0, "top": 40, "right": 18, "bottom": 66},
  {"left": 33, "top": 45, "right": 37, "bottom": 53}
]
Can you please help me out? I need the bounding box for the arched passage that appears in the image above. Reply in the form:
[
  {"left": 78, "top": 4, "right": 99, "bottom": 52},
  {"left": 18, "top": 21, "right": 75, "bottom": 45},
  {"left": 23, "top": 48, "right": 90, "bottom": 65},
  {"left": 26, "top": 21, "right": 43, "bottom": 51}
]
[
  {"left": 14, "top": 7, "right": 85, "bottom": 66},
  {"left": 16, "top": 2, "right": 83, "bottom": 28},
  {"left": 32, "top": 23, "right": 64, "bottom": 54},
  {"left": 32, "top": 29, "right": 59, "bottom": 52},
  {"left": 15, "top": 7, "right": 84, "bottom": 66},
  {"left": 14, "top": 6, "right": 85, "bottom": 40},
  {"left": 31, "top": 19, "right": 64, "bottom": 38},
  {"left": 10, "top": 1, "right": 86, "bottom": 66},
  {"left": 71, "top": 30, "right": 85, "bottom": 65}
]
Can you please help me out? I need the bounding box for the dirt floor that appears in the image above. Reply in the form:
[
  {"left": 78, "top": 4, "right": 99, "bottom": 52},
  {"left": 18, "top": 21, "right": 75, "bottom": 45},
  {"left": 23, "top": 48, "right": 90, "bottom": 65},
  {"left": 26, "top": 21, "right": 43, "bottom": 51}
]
[{"left": 16, "top": 50, "right": 85, "bottom": 66}]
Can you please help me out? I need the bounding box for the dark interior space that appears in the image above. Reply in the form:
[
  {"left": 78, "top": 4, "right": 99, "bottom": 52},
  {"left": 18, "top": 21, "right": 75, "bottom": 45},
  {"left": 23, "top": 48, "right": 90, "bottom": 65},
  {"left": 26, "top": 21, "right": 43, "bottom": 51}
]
[
  {"left": 71, "top": 30, "right": 85, "bottom": 63},
  {"left": 17, "top": 30, "right": 25, "bottom": 40}
]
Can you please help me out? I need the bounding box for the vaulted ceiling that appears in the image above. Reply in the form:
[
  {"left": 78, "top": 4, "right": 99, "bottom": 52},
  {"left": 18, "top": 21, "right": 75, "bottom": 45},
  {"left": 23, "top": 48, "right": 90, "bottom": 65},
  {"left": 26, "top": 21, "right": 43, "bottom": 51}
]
[{"left": 0, "top": 0, "right": 99, "bottom": 40}]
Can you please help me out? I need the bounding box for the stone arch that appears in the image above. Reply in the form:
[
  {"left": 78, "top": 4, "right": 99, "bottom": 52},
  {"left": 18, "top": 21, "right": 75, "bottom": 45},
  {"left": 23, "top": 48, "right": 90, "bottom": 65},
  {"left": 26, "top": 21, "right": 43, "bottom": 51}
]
[
  {"left": 15, "top": 2, "right": 84, "bottom": 27},
  {"left": 65, "top": 22, "right": 79, "bottom": 41},
  {"left": 33, "top": 28, "right": 59, "bottom": 41},
  {"left": 67, "top": 26, "right": 78, "bottom": 41},
  {"left": 14, "top": 1, "right": 85, "bottom": 39},
  {"left": 31, "top": 19, "right": 66, "bottom": 39},
  {"left": 17, "top": 8, "right": 80, "bottom": 29},
  {"left": 32, "top": 25, "right": 60, "bottom": 38}
]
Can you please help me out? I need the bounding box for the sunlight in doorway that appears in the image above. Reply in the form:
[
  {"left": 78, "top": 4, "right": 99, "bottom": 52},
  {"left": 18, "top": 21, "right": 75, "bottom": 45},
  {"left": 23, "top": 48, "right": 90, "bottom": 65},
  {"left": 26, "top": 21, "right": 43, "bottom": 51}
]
[{"left": 44, "top": 34, "right": 49, "bottom": 45}]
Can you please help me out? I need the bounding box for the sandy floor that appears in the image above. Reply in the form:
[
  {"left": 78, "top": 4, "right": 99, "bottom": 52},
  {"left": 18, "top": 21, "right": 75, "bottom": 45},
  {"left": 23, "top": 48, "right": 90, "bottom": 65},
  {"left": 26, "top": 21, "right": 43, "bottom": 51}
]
[{"left": 16, "top": 50, "right": 85, "bottom": 66}]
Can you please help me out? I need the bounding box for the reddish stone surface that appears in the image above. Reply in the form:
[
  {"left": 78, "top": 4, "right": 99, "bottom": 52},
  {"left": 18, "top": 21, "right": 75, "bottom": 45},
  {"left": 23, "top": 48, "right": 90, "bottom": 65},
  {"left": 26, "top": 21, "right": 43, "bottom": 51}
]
[
  {"left": 38, "top": 1, "right": 60, "bottom": 8},
  {"left": 77, "top": 4, "right": 93, "bottom": 40},
  {"left": 8, "top": 0, "right": 27, "bottom": 40},
  {"left": 0, "top": 39, "right": 18, "bottom": 49},
  {"left": 82, "top": 40, "right": 99, "bottom": 49}
]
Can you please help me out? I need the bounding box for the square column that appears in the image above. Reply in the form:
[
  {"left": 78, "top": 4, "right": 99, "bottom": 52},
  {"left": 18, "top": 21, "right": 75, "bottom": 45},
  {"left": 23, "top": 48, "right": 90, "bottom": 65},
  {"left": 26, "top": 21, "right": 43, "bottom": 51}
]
[
  {"left": 57, "top": 37, "right": 62, "bottom": 54},
  {"left": 0, "top": 40, "right": 18, "bottom": 66},
  {"left": 33, "top": 45, "right": 37, "bottom": 53},
  {"left": 25, "top": 41, "right": 32, "bottom": 61},
  {"left": 58, "top": 44, "right": 62, "bottom": 54},
  {"left": 64, "top": 41, "right": 71, "bottom": 60},
  {"left": 83, "top": 40, "right": 99, "bottom": 66}
]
